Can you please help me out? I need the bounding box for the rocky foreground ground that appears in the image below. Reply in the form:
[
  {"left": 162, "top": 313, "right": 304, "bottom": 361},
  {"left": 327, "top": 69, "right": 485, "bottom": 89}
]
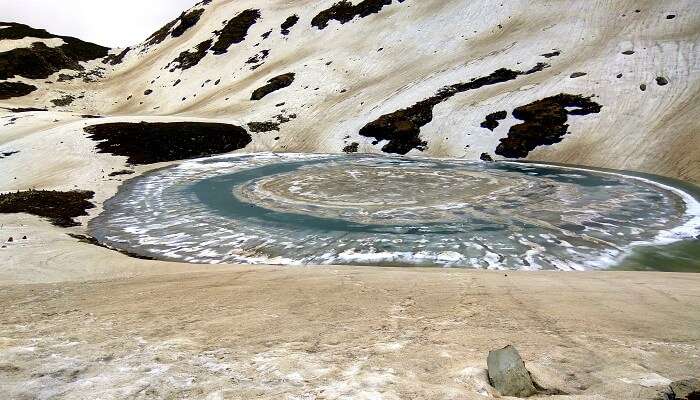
[{"left": 1, "top": 231, "right": 699, "bottom": 399}]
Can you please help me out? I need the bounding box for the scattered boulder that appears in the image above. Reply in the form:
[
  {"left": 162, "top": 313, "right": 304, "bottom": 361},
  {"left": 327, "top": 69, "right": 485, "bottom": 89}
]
[
  {"left": 487, "top": 345, "right": 538, "bottom": 397},
  {"left": 247, "top": 121, "right": 280, "bottom": 132},
  {"left": 661, "top": 378, "right": 700, "bottom": 400},
  {"left": 343, "top": 142, "right": 359, "bottom": 153},
  {"left": 51, "top": 95, "right": 75, "bottom": 107},
  {"left": 656, "top": 77, "right": 669, "bottom": 86},
  {"left": 480, "top": 153, "right": 494, "bottom": 162},
  {"left": 569, "top": 72, "right": 587, "bottom": 78},
  {"left": 7, "top": 237, "right": 13, "bottom": 243}
]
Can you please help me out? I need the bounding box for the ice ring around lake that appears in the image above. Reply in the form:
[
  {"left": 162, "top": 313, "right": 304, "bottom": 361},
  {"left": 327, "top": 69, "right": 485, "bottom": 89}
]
[{"left": 90, "top": 153, "right": 700, "bottom": 270}]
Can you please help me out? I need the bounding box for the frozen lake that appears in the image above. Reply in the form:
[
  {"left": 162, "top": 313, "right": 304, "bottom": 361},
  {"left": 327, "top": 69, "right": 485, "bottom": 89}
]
[{"left": 90, "top": 153, "right": 700, "bottom": 270}]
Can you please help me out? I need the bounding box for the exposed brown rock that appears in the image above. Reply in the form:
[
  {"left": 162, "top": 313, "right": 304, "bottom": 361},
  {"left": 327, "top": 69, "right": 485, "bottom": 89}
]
[
  {"left": 211, "top": 9, "right": 261, "bottom": 55},
  {"left": 495, "top": 94, "right": 602, "bottom": 158},
  {"left": 0, "top": 22, "right": 108, "bottom": 80},
  {"left": 247, "top": 121, "right": 280, "bottom": 132},
  {"left": 343, "top": 142, "right": 359, "bottom": 153},
  {"left": 480, "top": 152, "right": 494, "bottom": 162},
  {"left": 312, "top": 0, "right": 405, "bottom": 30},
  {"left": 481, "top": 110, "right": 507, "bottom": 131},
  {"left": 359, "top": 63, "right": 548, "bottom": 154},
  {"left": 51, "top": 95, "right": 75, "bottom": 107},
  {"left": 168, "top": 39, "right": 212, "bottom": 71},
  {"left": 143, "top": 8, "right": 205, "bottom": 49},
  {"left": 0, "top": 82, "right": 37, "bottom": 100},
  {"left": 251, "top": 73, "right": 295, "bottom": 100},
  {"left": 83, "top": 121, "right": 252, "bottom": 164},
  {"left": 281, "top": 15, "right": 299, "bottom": 35},
  {"left": 172, "top": 9, "right": 205, "bottom": 38},
  {"left": 102, "top": 47, "right": 131, "bottom": 66},
  {"left": 0, "top": 190, "right": 95, "bottom": 227}
]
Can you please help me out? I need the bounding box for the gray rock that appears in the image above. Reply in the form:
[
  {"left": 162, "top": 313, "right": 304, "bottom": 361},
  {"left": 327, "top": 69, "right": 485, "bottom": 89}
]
[
  {"left": 670, "top": 378, "right": 700, "bottom": 400},
  {"left": 487, "top": 345, "right": 538, "bottom": 397}
]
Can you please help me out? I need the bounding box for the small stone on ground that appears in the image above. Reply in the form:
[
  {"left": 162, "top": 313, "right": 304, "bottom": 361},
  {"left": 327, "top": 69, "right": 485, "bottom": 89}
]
[{"left": 487, "top": 345, "right": 538, "bottom": 397}]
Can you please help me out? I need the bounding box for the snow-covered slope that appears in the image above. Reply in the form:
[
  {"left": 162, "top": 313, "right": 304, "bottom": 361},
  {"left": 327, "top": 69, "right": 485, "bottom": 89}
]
[{"left": 1, "top": 0, "right": 699, "bottom": 182}]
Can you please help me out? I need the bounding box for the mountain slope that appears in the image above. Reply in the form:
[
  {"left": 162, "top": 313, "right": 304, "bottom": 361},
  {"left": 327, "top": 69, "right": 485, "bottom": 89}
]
[{"left": 1, "top": 0, "right": 699, "bottom": 182}]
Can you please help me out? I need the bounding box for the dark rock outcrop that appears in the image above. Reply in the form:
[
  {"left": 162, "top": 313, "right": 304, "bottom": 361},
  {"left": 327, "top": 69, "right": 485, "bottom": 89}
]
[
  {"left": 0, "top": 22, "right": 108, "bottom": 80},
  {"left": 68, "top": 234, "right": 155, "bottom": 260},
  {"left": 108, "top": 169, "right": 134, "bottom": 177},
  {"left": 247, "top": 121, "right": 280, "bottom": 132},
  {"left": 541, "top": 50, "right": 560, "bottom": 58},
  {"left": 343, "top": 142, "right": 359, "bottom": 153},
  {"left": 480, "top": 110, "right": 507, "bottom": 131},
  {"left": 51, "top": 95, "right": 75, "bottom": 106},
  {"left": 83, "top": 121, "right": 252, "bottom": 164},
  {"left": 171, "top": 9, "right": 205, "bottom": 38},
  {"left": 3, "top": 107, "right": 46, "bottom": 113},
  {"left": 143, "top": 8, "right": 205, "bottom": 49},
  {"left": 480, "top": 152, "right": 494, "bottom": 162},
  {"left": 168, "top": 39, "right": 212, "bottom": 71},
  {"left": 0, "top": 190, "right": 95, "bottom": 227},
  {"left": 281, "top": 15, "right": 299, "bottom": 35},
  {"left": 0, "top": 150, "right": 19, "bottom": 158},
  {"left": 358, "top": 63, "right": 549, "bottom": 155},
  {"left": 251, "top": 73, "right": 295, "bottom": 100},
  {"left": 312, "top": 0, "right": 405, "bottom": 30},
  {"left": 102, "top": 47, "right": 131, "bottom": 65},
  {"left": 0, "top": 81, "right": 37, "bottom": 100},
  {"left": 245, "top": 49, "right": 270, "bottom": 65},
  {"left": 495, "top": 94, "right": 602, "bottom": 158},
  {"left": 211, "top": 9, "right": 261, "bottom": 55}
]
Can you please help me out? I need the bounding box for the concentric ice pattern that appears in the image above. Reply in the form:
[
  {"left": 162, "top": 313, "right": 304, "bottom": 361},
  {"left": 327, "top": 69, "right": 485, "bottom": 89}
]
[{"left": 90, "top": 153, "right": 700, "bottom": 270}]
